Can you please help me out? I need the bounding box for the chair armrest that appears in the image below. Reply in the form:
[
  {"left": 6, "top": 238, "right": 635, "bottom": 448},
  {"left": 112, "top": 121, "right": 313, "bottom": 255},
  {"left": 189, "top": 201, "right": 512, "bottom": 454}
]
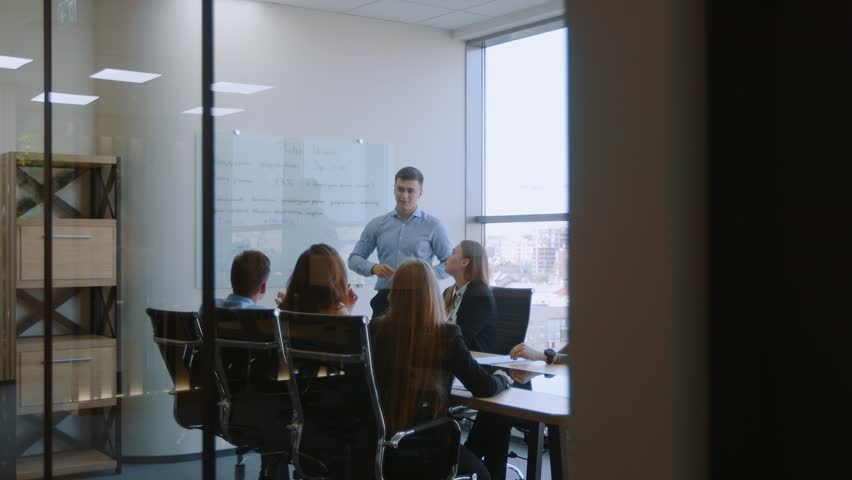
[{"left": 384, "top": 416, "right": 453, "bottom": 449}]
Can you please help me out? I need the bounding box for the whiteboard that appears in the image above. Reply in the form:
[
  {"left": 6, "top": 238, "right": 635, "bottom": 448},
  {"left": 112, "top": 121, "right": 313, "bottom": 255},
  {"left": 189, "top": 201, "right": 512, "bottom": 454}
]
[{"left": 196, "top": 133, "right": 393, "bottom": 289}]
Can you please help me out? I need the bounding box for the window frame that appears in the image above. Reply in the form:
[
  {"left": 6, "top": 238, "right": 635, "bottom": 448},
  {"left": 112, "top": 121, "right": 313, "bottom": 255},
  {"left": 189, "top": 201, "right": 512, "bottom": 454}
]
[{"left": 465, "top": 18, "right": 569, "bottom": 241}]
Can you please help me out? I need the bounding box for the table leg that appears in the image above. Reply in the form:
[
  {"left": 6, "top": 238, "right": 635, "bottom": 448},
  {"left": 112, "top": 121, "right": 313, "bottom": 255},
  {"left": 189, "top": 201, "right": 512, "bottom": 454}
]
[
  {"left": 526, "top": 422, "right": 545, "bottom": 480},
  {"left": 547, "top": 424, "right": 565, "bottom": 480}
]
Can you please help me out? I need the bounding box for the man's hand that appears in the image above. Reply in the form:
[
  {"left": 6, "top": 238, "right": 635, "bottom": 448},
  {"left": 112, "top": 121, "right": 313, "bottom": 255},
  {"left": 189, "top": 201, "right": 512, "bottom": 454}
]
[
  {"left": 509, "top": 343, "right": 547, "bottom": 362},
  {"left": 371, "top": 264, "right": 395, "bottom": 279}
]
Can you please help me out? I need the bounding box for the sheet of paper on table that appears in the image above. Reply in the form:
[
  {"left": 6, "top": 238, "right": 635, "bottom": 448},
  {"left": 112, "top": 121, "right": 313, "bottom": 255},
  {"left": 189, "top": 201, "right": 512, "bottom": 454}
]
[{"left": 474, "top": 355, "right": 521, "bottom": 366}]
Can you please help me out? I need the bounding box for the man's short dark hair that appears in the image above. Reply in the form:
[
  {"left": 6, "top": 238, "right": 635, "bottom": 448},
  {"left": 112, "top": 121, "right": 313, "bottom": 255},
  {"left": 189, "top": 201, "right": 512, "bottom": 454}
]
[
  {"left": 395, "top": 166, "right": 424, "bottom": 186},
  {"left": 231, "top": 250, "right": 271, "bottom": 297}
]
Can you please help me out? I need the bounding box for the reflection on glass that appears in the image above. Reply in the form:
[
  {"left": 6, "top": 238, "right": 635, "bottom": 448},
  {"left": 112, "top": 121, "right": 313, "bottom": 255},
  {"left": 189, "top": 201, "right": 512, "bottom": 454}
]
[
  {"left": 0, "top": 55, "right": 34, "bottom": 69},
  {"left": 485, "top": 222, "right": 569, "bottom": 350},
  {"left": 1, "top": 1, "right": 45, "bottom": 478}
]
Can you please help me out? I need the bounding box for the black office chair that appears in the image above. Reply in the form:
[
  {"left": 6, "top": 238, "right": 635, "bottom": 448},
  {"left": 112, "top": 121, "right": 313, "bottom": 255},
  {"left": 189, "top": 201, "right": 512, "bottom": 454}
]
[
  {"left": 147, "top": 308, "right": 253, "bottom": 479},
  {"left": 488, "top": 287, "right": 533, "bottom": 355},
  {"left": 212, "top": 307, "right": 294, "bottom": 480},
  {"left": 468, "top": 288, "right": 532, "bottom": 480},
  {"left": 274, "top": 309, "right": 476, "bottom": 480},
  {"left": 146, "top": 308, "right": 205, "bottom": 429}
]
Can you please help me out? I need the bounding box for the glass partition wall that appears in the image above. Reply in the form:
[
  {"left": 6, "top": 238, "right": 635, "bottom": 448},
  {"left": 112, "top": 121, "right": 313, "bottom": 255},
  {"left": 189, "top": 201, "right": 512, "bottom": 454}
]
[
  {"left": 1, "top": 1, "right": 45, "bottom": 478},
  {"left": 1, "top": 1, "right": 569, "bottom": 478},
  {"left": 2, "top": 0, "right": 209, "bottom": 477}
]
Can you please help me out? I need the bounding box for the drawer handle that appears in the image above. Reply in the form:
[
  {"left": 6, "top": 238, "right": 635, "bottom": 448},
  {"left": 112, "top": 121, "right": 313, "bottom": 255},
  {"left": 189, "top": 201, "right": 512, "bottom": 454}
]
[
  {"left": 49, "top": 357, "right": 94, "bottom": 364},
  {"left": 45, "top": 234, "right": 94, "bottom": 239}
]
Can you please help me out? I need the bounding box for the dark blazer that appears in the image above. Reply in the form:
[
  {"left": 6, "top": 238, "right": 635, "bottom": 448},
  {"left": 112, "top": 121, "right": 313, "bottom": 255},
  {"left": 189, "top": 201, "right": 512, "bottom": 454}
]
[
  {"left": 444, "top": 281, "right": 497, "bottom": 353},
  {"left": 442, "top": 323, "right": 507, "bottom": 397},
  {"left": 357, "top": 322, "right": 508, "bottom": 479},
  {"left": 370, "top": 322, "right": 509, "bottom": 424}
]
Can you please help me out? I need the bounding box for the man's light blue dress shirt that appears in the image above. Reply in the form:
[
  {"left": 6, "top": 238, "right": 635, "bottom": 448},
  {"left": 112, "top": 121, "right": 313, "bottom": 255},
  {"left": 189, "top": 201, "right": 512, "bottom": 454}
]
[
  {"left": 214, "top": 293, "right": 267, "bottom": 309},
  {"left": 348, "top": 207, "right": 452, "bottom": 290}
]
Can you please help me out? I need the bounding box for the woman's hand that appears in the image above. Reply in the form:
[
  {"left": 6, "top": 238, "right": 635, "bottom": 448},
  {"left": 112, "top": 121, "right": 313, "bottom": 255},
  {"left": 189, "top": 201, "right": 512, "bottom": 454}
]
[
  {"left": 275, "top": 290, "right": 287, "bottom": 307},
  {"left": 493, "top": 369, "right": 514, "bottom": 385},
  {"left": 509, "top": 343, "right": 546, "bottom": 362},
  {"left": 508, "top": 368, "right": 540, "bottom": 384},
  {"left": 344, "top": 285, "right": 358, "bottom": 310}
]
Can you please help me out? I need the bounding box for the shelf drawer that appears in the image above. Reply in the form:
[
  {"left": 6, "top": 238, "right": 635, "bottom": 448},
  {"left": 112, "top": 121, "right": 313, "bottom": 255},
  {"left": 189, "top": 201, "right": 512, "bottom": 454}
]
[
  {"left": 17, "top": 339, "right": 116, "bottom": 414},
  {"left": 17, "top": 219, "right": 116, "bottom": 287}
]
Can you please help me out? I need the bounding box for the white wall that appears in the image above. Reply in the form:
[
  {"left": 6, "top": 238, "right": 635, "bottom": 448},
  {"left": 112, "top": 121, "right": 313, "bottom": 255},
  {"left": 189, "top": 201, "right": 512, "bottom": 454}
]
[
  {"left": 566, "top": 0, "right": 707, "bottom": 479},
  {"left": 92, "top": 0, "right": 465, "bottom": 456}
]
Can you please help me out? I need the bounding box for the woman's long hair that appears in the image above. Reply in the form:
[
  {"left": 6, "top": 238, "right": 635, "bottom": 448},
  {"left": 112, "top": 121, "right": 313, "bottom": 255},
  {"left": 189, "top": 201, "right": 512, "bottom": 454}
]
[
  {"left": 444, "top": 240, "right": 490, "bottom": 312},
  {"left": 282, "top": 244, "right": 348, "bottom": 313},
  {"left": 373, "top": 259, "right": 447, "bottom": 432}
]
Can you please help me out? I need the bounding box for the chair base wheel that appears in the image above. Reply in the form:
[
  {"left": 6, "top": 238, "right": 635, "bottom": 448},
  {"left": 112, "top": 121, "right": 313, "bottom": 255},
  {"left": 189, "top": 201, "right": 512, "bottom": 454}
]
[{"left": 506, "top": 462, "right": 524, "bottom": 480}]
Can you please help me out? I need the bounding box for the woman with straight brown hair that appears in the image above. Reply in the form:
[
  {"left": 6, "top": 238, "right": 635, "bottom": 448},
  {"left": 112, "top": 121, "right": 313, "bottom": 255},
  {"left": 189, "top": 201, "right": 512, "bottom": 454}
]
[
  {"left": 443, "top": 240, "right": 497, "bottom": 352},
  {"left": 276, "top": 243, "right": 357, "bottom": 314},
  {"left": 371, "top": 259, "right": 511, "bottom": 480}
]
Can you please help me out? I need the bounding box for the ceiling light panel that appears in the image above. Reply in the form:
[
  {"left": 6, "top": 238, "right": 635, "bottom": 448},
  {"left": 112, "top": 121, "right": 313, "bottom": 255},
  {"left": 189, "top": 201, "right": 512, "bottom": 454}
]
[
  {"left": 91, "top": 68, "right": 162, "bottom": 83},
  {"left": 0, "top": 55, "right": 34, "bottom": 70},
  {"left": 212, "top": 82, "right": 274, "bottom": 94},
  {"left": 182, "top": 107, "right": 244, "bottom": 117},
  {"left": 31, "top": 92, "right": 99, "bottom": 105}
]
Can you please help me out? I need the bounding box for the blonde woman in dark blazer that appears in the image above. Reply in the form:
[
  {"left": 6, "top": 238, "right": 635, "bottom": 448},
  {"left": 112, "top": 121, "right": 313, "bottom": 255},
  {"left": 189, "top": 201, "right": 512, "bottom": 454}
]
[{"left": 443, "top": 240, "right": 497, "bottom": 353}]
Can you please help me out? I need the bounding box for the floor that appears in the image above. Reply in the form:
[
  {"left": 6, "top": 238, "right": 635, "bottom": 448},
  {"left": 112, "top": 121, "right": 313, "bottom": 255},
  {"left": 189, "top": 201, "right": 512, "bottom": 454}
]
[{"left": 81, "top": 432, "right": 553, "bottom": 480}]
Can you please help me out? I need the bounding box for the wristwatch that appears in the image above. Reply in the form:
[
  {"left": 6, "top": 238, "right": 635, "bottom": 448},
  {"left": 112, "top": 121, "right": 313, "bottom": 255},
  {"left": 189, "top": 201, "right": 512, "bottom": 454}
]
[{"left": 544, "top": 348, "right": 557, "bottom": 364}]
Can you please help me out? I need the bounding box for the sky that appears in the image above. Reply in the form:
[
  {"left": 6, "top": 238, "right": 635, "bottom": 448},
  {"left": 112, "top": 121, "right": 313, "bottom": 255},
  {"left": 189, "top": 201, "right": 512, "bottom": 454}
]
[{"left": 484, "top": 28, "right": 568, "bottom": 218}]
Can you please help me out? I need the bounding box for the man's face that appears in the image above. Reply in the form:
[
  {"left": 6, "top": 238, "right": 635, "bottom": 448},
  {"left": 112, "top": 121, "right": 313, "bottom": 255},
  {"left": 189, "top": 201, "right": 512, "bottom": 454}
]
[{"left": 394, "top": 178, "right": 422, "bottom": 213}]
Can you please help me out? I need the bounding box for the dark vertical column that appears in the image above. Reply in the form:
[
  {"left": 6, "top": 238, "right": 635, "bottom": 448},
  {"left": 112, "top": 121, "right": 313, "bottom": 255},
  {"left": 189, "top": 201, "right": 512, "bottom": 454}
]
[
  {"left": 708, "top": 0, "right": 852, "bottom": 478},
  {"left": 200, "top": 0, "right": 216, "bottom": 479},
  {"left": 0, "top": 381, "right": 13, "bottom": 477},
  {"left": 114, "top": 160, "right": 122, "bottom": 472},
  {"left": 42, "top": 0, "right": 54, "bottom": 477},
  {"left": 706, "top": 1, "right": 775, "bottom": 477}
]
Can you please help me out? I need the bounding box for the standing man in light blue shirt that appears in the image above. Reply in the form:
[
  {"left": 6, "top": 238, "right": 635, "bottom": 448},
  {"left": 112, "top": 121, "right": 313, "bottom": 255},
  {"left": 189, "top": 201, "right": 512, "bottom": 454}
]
[{"left": 349, "top": 166, "right": 453, "bottom": 318}]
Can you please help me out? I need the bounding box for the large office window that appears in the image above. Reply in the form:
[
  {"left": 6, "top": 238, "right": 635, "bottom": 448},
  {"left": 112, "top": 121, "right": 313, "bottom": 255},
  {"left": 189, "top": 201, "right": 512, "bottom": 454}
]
[{"left": 468, "top": 24, "right": 568, "bottom": 350}]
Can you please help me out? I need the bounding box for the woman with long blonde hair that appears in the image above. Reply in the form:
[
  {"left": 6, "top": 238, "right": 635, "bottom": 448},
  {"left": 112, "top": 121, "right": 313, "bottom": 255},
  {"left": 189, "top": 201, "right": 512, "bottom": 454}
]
[
  {"left": 371, "top": 259, "right": 511, "bottom": 480},
  {"left": 443, "top": 240, "right": 497, "bottom": 352}
]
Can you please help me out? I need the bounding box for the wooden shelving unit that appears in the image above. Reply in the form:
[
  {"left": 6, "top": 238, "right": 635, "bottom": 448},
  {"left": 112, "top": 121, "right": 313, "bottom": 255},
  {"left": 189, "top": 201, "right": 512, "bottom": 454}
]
[
  {"left": 16, "top": 449, "right": 117, "bottom": 480},
  {"left": 0, "top": 151, "right": 121, "bottom": 478}
]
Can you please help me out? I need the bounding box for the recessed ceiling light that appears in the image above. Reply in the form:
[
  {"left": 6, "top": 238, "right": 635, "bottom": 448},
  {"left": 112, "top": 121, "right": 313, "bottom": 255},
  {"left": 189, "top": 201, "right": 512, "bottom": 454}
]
[
  {"left": 0, "top": 55, "right": 34, "bottom": 70},
  {"left": 91, "top": 68, "right": 162, "bottom": 83},
  {"left": 182, "top": 107, "right": 244, "bottom": 117},
  {"left": 211, "top": 82, "right": 273, "bottom": 95},
  {"left": 31, "top": 92, "right": 99, "bottom": 105}
]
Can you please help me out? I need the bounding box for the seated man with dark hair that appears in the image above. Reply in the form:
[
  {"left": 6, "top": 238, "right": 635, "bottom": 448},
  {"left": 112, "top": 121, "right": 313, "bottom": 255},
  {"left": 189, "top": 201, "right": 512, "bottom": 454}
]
[
  {"left": 216, "top": 249, "right": 271, "bottom": 309},
  {"left": 211, "top": 250, "right": 287, "bottom": 479}
]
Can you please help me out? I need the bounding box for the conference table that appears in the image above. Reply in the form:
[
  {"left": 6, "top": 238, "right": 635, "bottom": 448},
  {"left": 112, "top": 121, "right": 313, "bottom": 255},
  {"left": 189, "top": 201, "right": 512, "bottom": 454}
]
[{"left": 451, "top": 352, "right": 570, "bottom": 480}]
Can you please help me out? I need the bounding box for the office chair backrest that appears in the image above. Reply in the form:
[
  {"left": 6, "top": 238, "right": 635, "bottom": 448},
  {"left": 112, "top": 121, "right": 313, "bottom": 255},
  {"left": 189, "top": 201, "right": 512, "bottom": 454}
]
[
  {"left": 211, "top": 307, "right": 291, "bottom": 455},
  {"left": 145, "top": 308, "right": 204, "bottom": 429},
  {"left": 489, "top": 287, "right": 534, "bottom": 355},
  {"left": 275, "top": 310, "right": 384, "bottom": 479},
  {"left": 212, "top": 307, "right": 281, "bottom": 391},
  {"left": 276, "top": 310, "right": 468, "bottom": 480}
]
